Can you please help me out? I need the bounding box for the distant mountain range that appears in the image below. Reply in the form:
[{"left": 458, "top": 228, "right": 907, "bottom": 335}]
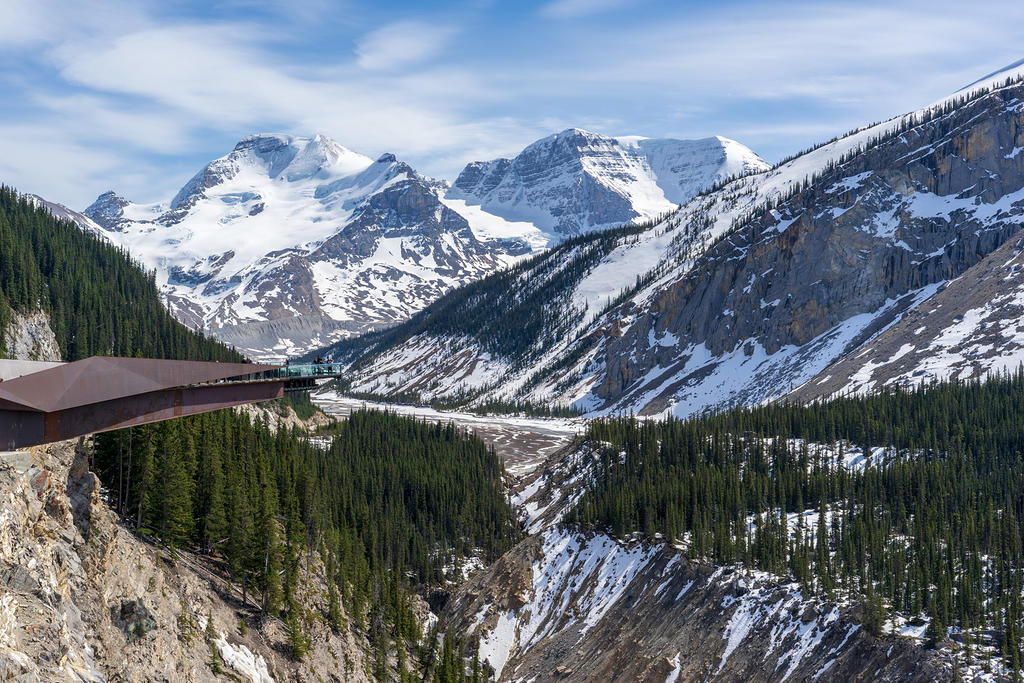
[
  {"left": 82, "top": 134, "right": 513, "bottom": 359},
  {"left": 71, "top": 130, "right": 763, "bottom": 358}
]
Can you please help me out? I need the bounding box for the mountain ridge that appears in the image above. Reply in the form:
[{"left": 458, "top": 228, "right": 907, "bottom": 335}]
[
  {"left": 448, "top": 127, "right": 768, "bottom": 238},
  {"left": 326, "top": 63, "right": 1024, "bottom": 418},
  {"left": 82, "top": 127, "right": 766, "bottom": 359}
]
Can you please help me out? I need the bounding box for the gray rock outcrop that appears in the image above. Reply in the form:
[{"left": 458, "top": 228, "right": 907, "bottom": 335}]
[
  {"left": 592, "top": 82, "right": 1024, "bottom": 413},
  {"left": 0, "top": 427, "right": 376, "bottom": 681}
]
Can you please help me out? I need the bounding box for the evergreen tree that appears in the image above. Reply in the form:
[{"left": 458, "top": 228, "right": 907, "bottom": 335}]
[{"left": 285, "top": 608, "right": 310, "bottom": 661}]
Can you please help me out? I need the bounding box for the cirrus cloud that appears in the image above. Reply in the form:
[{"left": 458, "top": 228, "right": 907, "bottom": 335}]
[
  {"left": 0, "top": 0, "right": 1021, "bottom": 210},
  {"left": 355, "top": 20, "right": 458, "bottom": 71}
]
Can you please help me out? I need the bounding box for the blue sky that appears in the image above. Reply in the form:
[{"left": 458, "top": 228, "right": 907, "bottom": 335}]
[{"left": 1, "top": 0, "right": 1022, "bottom": 208}]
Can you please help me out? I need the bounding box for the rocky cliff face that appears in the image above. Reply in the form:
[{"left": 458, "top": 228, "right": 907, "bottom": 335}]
[
  {"left": 0, "top": 326, "right": 380, "bottom": 682},
  {"left": 447, "top": 529, "right": 950, "bottom": 682},
  {"left": 2, "top": 310, "right": 62, "bottom": 362},
  {"left": 788, "top": 231, "right": 1024, "bottom": 402}
]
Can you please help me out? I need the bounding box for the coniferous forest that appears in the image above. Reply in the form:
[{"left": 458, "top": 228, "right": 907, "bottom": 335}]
[
  {"left": 0, "top": 185, "right": 517, "bottom": 679},
  {"left": 568, "top": 372, "right": 1024, "bottom": 674},
  {"left": 92, "top": 407, "right": 518, "bottom": 678},
  {"left": 0, "top": 186, "right": 240, "bottom": 361}
]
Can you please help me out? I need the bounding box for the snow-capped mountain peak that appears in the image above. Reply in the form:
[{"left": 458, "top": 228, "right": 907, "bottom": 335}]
[
  {"left": 166, "top": 133, "right": 375, "bottom": 216},
  {"left": 82, "top": 191, "right": 131, "bottom": 230},
  {"left": 79, "top": 126, "right": 768, "bottom": 359},
  {"left": 83, "top": 133, "right": 519, "bottom": 358},
  {"left": 236, "top": 133, "right": 371, "bottom": 182},
  {"left": 447, "top": 128, "right": 768, "bottom": 238}
]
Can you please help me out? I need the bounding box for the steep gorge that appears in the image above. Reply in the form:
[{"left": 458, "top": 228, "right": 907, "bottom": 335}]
[{"left": 438, "top": 438, "right": 953, "bottom": 682}]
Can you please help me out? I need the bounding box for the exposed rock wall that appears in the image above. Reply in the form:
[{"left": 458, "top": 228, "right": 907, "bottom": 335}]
[
  {"left": 235, "top": 399, "right": 334, "bottom": 433},
  {"left": 594, "top": 84, "right": 1024, "bottom": 414},
  {"left": 3, "top": 310, "right": 62, "bottom": 362},
  {"left": 0, "top": 440, "right": 374, "bottom": 681},
  {"left": 788, "top": 233, "right": 1024, "bottom": 400}
]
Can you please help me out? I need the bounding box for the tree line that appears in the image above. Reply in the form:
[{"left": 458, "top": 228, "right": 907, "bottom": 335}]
[{"left": 0, "top": 186, "right": 240, "bottom": 361}]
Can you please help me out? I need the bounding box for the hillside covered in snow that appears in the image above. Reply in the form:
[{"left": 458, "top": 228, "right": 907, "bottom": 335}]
[
  {"left": 329, "top": 61, "right": 1024, "bottom": 418},
  {"left": 447, "top": 128, "right": 768, "bottom": 238}
]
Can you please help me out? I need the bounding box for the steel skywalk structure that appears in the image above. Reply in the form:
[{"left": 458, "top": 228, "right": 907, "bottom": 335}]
[{"left": 0, "top": 357, "right": 342, "bottom": 449}]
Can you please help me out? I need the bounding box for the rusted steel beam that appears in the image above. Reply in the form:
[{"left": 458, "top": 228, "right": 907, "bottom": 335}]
[
  {"left": 0, "top": 411, "right": 44, "bottom": 451},
  {"left": 0, "top": 380, "right": 285, "bottom": 449}
]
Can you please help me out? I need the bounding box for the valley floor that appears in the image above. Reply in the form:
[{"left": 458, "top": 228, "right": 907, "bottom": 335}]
[
  {"left": 313, "top": 391, "right": 581, "bottom": 476},
  {"left": 313, "top": 392, "right": 953, "bottom": 681}
]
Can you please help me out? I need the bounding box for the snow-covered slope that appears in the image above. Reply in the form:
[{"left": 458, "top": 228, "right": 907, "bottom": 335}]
[
  {"left": 333, "top": 61, "right": 1024, "bottom": 417},
  {"left": 85, "top": 134, "right": 517, "bottom": 359},
  {"left": 439, "top": 440, "right": 949, "bottom": 682},
  {"left": 447, "top": 128, "right": 768, "bottom": 239}
]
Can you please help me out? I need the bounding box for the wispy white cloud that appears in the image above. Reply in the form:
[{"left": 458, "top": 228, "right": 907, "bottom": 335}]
[
  {"left": 0, "top": 0, "right": 153, "bottom": 48},
  {"left": 31, "top": 93, "right": 195, "bottom": 153},
  {"left": 0, "top": 122, "right": 168, "bottom": 206},
  {"left": 539, "top": 0, "right": 632, "bottom": 20},
  {"left": 513, "top": 2, "right": 1023, "bottom": 99},
  {"left": 355, "top": 20, "right": 458, "bottom": 71},
  {"left": 0, "top": 0, "right": 1021, "bottom": 209},
  {"left": 0, "top": 1, "right": 50, "bottom": 47},
  {"left": 45, "top": 23, "right": 521, "bottom": 156}
]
